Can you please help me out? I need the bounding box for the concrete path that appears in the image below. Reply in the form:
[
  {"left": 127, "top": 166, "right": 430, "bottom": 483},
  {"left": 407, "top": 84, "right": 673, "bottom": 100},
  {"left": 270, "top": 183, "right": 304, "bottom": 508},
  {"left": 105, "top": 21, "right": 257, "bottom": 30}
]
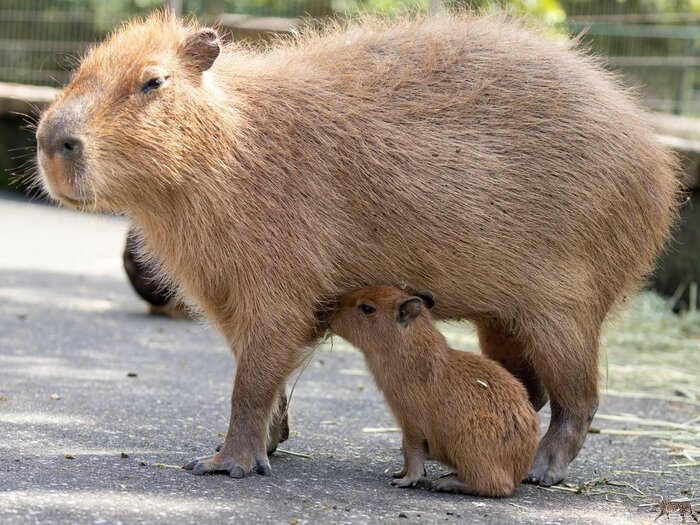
[{"left": 0, "top": 194, "right": 697, "bottom": 524}]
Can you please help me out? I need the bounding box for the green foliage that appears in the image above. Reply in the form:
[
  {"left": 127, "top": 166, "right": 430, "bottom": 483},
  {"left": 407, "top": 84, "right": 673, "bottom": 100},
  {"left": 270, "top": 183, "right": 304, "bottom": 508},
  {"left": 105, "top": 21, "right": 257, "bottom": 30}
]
[
  {"left": 334, "top": 0, "right": 565, "bottom": 19},
  {"left": 333, "top": 0, "right": 428, "bottom": 15},
  {"left": 447, "top": 0, "right": 565, "bottom": 22}
]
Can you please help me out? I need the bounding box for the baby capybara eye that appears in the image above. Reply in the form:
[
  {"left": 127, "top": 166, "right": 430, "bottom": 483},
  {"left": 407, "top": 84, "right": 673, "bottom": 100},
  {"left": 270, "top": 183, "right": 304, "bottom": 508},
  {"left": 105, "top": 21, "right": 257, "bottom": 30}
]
[
  {"left": 142, "top": 77, "right": 165, "bottom": 93},
  {"left": 358, "top": 304, "right": 376, "bottom": 315}
]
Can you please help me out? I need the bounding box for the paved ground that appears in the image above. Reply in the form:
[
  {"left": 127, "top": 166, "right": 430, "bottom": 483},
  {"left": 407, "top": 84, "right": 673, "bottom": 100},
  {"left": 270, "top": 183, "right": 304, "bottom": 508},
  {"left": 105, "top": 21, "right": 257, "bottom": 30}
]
[{"left": 0, "top": 194, "right": 698, "bottom": 524}]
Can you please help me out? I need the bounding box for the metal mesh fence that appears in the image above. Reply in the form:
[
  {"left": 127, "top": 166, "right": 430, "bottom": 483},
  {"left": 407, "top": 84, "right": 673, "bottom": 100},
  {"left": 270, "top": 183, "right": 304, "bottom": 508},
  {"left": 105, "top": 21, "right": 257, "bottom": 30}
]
[
  {"left": 0, "top": 0, "right": 697, "bottom": 116},
  {"left": 562, "top": 1, "right": 700, "bottom": 116},
  {"left": 0, "top": 0, "right": 335, "bottom": 86}
]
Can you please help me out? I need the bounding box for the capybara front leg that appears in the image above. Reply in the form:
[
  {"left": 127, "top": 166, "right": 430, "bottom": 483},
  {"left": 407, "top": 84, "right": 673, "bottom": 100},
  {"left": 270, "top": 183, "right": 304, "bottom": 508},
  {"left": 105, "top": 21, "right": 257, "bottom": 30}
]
[
  {"left": 476, "top": 320, "right": 548, "bottom": 411},
  {"left": 524, "top": 321, "right": 600, "bottom": 486},
  {"left": 183, "top": 334, "right": 300, "bottom": 478},
  {"left": 214, "top": 388, "right": 289, "bottom": 456}
]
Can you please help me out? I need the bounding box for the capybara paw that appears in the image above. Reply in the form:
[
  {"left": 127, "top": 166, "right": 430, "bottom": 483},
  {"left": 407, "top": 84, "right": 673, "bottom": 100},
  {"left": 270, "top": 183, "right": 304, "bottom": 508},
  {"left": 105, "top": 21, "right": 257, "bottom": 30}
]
[
  {"left": 430, "top": 474, "right": 474, "bottom": 495},
  {"left": 390, "top": 475, "right": 421, "bottom": 488},
  {"left": 524, "top": 460, "right": 567, "bottom": 487},
  {"left": 182, "top": 452, "right": 271, "bottom": 478},
  {"left": 392, "top": 467, "right": 407, "bottom": 479},
  {"left": 182, "top": 454, "right": 242, "bottom": 477},
  {"left": 392, "top": 466, "right": 426, "bottom": 478}
]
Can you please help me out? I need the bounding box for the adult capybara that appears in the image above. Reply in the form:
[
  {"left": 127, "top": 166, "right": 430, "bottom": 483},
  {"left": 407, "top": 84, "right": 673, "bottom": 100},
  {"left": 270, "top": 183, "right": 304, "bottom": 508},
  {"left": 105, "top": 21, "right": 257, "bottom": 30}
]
[
  {"left": 36, "top": 11, "right": 679, "bottom": 485},
  {"left": 330, "top": 286, "right": 539, "bottom": 497}
]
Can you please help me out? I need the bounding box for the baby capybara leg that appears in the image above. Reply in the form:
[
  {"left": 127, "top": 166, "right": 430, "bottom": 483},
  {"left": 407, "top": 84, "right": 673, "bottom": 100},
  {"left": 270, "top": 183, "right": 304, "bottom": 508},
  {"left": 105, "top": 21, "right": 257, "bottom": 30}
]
[
  {"left": 430, "top": 473, "right": 513, "bottom": 497},
  {"left": 524, "top": 319, "right": 600, "bottom": 486},
  {"left": 390, "top": 433, "right": 427, "bottom": 488},
  {"left": 476, "top": 320, "right": 548, "bottom": 411},
  {"left": 183, "top": 332, "right": 302, "bottom": 477}
]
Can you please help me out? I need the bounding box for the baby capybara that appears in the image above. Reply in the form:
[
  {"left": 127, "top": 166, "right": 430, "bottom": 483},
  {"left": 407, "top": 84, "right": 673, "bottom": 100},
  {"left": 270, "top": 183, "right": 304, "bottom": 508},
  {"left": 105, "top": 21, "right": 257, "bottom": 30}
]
[
  {"left": 330, "top": 286, "right": 539, "bottom": 497},
  {"left": 36, "top": 12, "right": 678, "bottom": 484}
]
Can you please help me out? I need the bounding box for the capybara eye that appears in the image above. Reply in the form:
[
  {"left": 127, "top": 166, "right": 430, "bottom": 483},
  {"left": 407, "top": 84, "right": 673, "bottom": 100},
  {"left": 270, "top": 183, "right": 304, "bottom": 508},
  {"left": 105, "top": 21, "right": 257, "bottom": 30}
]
[
  {"left": 358, "top": 304, "right": 376, "bottom": 315},
  {"left": 142, "top": 77, "right": 165, "bottom": 93}
]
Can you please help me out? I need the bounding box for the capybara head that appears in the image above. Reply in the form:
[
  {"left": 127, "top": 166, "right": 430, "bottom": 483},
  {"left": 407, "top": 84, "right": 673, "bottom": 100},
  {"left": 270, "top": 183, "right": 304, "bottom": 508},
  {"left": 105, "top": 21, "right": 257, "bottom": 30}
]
[
  {"left": 329, "top": 285, "right": 435, "bottom": 351},
  {"left": 36, "top": 12, "right": 223, "bottom": 211}
]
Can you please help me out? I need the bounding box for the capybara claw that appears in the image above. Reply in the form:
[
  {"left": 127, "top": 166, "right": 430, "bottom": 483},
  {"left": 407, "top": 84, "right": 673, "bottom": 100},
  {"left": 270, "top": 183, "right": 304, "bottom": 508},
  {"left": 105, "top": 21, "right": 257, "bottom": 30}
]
[
  {"left": 230, "top": 466, "right": 246, "bottom": 479},
  {"left": 182, "top": 459, "right": 199, "bottom": 471},
  {"left": 182, "top": 453, "right": 258, "bottom": 478},
  {"left": 193, "top": 461, "right": 216, "bottom": 476},
  {"left": 255, "top": 458, "right": 272, "bottom": 476},
  {"left": 182, "top": 455, "right": 226, "bottom": 475}
]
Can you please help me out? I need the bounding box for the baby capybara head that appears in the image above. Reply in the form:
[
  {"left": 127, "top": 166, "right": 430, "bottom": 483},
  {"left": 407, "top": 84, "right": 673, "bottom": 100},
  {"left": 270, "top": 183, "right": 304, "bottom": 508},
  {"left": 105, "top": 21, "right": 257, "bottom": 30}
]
[
  {"left": 329, "top": 285, "right": 435, "bottom": 351},
  {"left": 36, "top": 12, "right": 223, "bottom": 211}
]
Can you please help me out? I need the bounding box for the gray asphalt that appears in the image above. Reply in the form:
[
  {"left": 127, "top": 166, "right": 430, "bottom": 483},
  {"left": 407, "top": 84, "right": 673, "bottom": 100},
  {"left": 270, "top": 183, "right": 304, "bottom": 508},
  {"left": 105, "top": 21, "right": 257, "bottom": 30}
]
[{"left": 0, "top": 194, "right": 697, "bottom": 524}]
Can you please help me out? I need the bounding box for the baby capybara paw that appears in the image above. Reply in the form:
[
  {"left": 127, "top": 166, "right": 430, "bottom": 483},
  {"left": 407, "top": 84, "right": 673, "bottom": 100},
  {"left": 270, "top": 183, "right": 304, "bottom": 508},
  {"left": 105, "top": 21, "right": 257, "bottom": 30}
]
[
  {"left": 390, "top": 475, "right": 422, "bottom": 488},
  {"left": 183, "top": 451, "right": 271, "bottom": 478},
  {"left": 391, "top": 467, "right": 407, "bottom": 479},
  {"left": 392, "top": 467, "right": 427, "bottom": 479},
  {"left": 430, "top": 474, "right": 477, "bottom": 495}
]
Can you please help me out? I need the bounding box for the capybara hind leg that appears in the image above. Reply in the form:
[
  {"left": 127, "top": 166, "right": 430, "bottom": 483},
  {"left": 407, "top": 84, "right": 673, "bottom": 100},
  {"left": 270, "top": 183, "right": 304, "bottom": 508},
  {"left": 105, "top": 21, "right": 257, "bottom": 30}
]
[
  {"left": 476, "top": 320, "right": 548, "bottom": 411},
  {"left": 267, "top": 389, "right": 290, "bottom": 455},
  {"left": 391, "top": 434, "right": 426, "bottom": 488},
  {"left": 524, "top": 320, "right": 600, "bottom": 486},
  {"left": 430, "top": 474, "right": 484, "bottom": 496},
  {"left": 183, "top": 332, "right": 301, "bottom": 478}
]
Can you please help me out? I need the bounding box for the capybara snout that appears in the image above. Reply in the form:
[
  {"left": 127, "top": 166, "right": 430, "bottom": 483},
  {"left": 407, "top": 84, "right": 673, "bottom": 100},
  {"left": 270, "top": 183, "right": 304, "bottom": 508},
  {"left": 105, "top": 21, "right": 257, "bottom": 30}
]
[{"left": 36, "top": 109, "right": 83, "bottom": 159}]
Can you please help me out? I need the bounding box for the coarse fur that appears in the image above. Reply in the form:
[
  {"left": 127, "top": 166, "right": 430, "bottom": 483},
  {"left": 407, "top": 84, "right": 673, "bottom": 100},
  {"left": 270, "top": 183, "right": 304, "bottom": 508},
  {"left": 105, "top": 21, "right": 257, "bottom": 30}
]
[
  {"left": 330, "top": 285, "right": 539, "bottom": 497},
  {"left": 35, "top": 11, "right": 680, "bottom": 484}
]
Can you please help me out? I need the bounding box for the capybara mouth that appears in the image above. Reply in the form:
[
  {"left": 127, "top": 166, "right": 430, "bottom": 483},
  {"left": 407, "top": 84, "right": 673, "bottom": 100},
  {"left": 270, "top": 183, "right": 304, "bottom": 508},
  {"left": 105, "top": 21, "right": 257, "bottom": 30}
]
[
  {"left": 37, "top": 150, "right": 92, "bottom": 207},
  {"left": 56, "top": 193, "right": 93, "bottom": 210}
]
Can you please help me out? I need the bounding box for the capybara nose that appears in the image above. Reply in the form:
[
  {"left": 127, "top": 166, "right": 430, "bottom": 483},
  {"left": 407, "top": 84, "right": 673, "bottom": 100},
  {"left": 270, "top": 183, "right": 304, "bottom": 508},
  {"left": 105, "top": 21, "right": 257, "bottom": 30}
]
[
  {"left": 57, "top": 136, "right": 82, "bottom": 159},
  {"left": 39, "top": 134, "right": 83, "bottom": 159}
]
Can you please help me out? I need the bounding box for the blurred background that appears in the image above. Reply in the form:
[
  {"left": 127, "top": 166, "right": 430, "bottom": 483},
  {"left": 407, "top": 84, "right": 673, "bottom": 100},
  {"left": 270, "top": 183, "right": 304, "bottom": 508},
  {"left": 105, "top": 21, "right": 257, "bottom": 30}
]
[
  {"left": 0, "top": 0, "right": 699, "bottom": 110},
  {"left": 0, "top": 0, "right": 699, "bottom": 310}
]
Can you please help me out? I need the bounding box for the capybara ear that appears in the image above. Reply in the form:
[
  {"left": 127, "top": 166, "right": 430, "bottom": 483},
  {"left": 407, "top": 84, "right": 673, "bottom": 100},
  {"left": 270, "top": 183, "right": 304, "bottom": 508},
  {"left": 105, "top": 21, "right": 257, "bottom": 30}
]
[
  {"left": 397, "top": 297, "right": 423, "bottom": 325},
  {"left": 183, "top": 28, "right": 220, "bottom": 73},
  {"left": 415, "top": 290, "right": 435, "bottom": 310}
]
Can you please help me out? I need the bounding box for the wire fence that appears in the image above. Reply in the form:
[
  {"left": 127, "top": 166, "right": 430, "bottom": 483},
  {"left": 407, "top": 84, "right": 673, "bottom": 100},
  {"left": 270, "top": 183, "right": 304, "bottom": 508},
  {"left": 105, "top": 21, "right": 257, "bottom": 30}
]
[
  {"left": 563, "top": 1, "right": 700, "bottom": 116},
  {"left": 0, "top": 0, "right": 698, "bottom": 116}
]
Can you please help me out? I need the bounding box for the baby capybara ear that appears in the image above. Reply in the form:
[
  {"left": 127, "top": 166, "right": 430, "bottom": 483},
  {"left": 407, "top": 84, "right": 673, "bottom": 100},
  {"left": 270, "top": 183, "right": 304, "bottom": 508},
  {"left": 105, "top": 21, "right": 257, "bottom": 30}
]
[
  {"left": 415, "top": 290, "right": 435, "bottom": 310},
  {"left": 397, "top": 297, "right": 423, "bottom": 325},
  {"left": 183, "top": 28, "right": 220, "bottom": 73}
]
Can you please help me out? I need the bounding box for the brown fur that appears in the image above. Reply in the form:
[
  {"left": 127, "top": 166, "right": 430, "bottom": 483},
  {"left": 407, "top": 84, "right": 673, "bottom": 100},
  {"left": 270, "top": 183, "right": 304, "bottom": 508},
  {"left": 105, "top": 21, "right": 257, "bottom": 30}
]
[
  {"left": 35, "top": 11, "right": 679, "bottom": 483},
  {"left": 330, "top": 285, "right": 539, "bottom": 497}
]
